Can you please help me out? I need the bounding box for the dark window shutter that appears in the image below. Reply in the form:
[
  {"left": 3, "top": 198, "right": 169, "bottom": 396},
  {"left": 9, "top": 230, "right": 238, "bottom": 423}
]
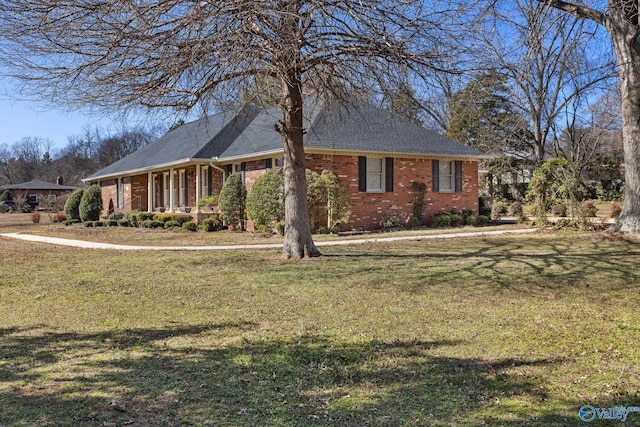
[
  {"left": 455, "top": 161, "right": 463, "bottom": 192},
  {"left": 385, "top": 157, "right": 394, "bottom": 192},
  {"left": 432, "top": 160, "right": 440, "bottom": 193},
  {"left": 265, "top": 158, "right": 272, "bottom": 170},
  {"left": 358, "top": 156, "right": 367, "bottom": 192},
  {"left": 226, "top": 164, "right": 233, "bottom": 175}
]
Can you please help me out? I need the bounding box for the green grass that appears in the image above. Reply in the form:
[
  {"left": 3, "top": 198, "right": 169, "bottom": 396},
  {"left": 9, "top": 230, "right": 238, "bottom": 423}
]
[{"left": 1, "top": 229, "right": 639, "bottom": 425}]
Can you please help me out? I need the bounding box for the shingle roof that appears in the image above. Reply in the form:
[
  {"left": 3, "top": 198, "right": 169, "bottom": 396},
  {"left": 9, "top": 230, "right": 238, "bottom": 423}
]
[
  {"left": 0, "top": 179, "right": 79, "bottom": 191},
  {"left": 85, "top": 101, "right": 485, "bottom": 181}
]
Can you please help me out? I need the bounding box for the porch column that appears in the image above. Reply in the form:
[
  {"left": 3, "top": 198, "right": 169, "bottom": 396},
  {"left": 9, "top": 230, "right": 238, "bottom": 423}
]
[
  {"left": 147, "top": 172, "right": 153, "bottom": 212},
  {"left": 169, "top": 168, "right": 175, "bottom": 212},
  {"left": 195, "top": 165, "right": 201, "bottom": 213}
]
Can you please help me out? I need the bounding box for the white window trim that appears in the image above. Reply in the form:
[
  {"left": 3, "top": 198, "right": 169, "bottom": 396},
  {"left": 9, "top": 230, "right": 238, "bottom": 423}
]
[
  {"left": 366, "top": 157, "right": 385, "bottom": 193},
  {"left": 201, "top": 166, "right": 210, "bottom": 197},
  {"left": 178, "top": 169, "right": 186, "bottom": 207}
]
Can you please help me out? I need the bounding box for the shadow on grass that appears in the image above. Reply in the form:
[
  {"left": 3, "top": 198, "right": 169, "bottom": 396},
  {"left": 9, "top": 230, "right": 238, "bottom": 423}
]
[
  {"left": 0, "top": 324, "right": 599, "bottom": 426},
  {"left": 322, "top": 233, "right": 640, "bottom": 293}
]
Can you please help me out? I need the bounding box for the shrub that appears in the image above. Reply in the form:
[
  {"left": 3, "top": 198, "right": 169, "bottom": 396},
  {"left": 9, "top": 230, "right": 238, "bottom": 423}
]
[
  {"left": 433, "top": 212, "right": 452, "bottom": 228},
  {"left": 140, "top": 219, "right": 164, "bottom": 229},
  {"left": 307, "top": 170, "right": 351, "bottom": 232},
  {"left": 118, "top": 219, "right": 131, "bottom": 227},
  {"left": 197, "top": 195, "right": 219, "bottom": 211},
  {"left": 551, "top": 203, "right": 567, "bottom": 217},
  {"left": 182, "top": 221, "right": 198, "bottom": 232},
  {"left": 507, "top": 201, "right": 523, "bottom": 217},
  {"left": 491, "top": 200, "right": 508, "bottom": 220},
  {"left": 582, "top": 200, "right": 597, "bottom": 218},
  {"left": 610, "top": 202, "right": 622, "bottom": 219},
  {"left": 155, "top": 213, "right": 176, "bottom": 223},
  {"left": 0, "top": 190, "right": 9, "bottom": 201},
  {"left": 108, "top": 212, "right": 125, "bottom": 221},
  {"left": 554, "top": 218, "right": 579, "bottom": 230},
  {"left": 30, "top": 212, "right": 41, "bottom": 224},
  {"left": 449, "top": 213, "right": 463, "bottom": 227},
  {"left": 64, "top": 189, "right": 84, "bottom": 222},
  {"left": 316, "top": 225, "right": 339, "bottom": 234},
  {"left": 408, "top": 216, "right": 421, "bottom": 229},
  {"left": 53, "top": 211, "right": 66, "bottom": 223},
  {"left": 125, "top": 210, "right": 140, "bottom": 227},
  {"left": 411, "top": 181, "right": 427, "bottom": 222},
  {"left": 202, "top": 216, "right": 222, "bottom": 232},
  {"left": 84, "top": 221, "right": 95, "bottom": 227},
  {"left": 164, "top": 220, "right": 180, "bottom": 229},
  {"left": 276, "top": 221, "right": 285, "bottom": 236},
  {"left": 136, "top": 211, "right": 155, "bottom": 223},
  {"left": 79, "top": 185, "right": 103, "bottom": 222},
  {"left": 107, "top": 220, "right": 119, "bottom": 227},
  {"left": 380, "top": 211, "right": 406, "bottom": 230},
  {"left": 218, "top": 173, "right": 246, "bottom": 230},
  {"left": 173, "top": 214, "right": 193, "bottom": 225},
  {"left": 246, "top": 167, "right": 285, "bottom": 233},
  {"left": 468, "top": 215, "right": 489, "bottom": 227}
]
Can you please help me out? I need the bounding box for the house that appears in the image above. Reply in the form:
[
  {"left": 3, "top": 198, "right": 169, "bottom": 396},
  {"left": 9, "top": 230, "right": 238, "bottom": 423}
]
[
  {"left": 83, "top": 102, "right": 488, "bottom": 229},
  {"left": 0, "top": 178, "right": 79, "bottom": 210}
]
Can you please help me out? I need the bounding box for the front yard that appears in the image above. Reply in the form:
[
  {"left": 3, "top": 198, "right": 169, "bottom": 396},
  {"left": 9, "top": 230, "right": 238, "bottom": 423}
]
[{"left": 0, "top": 221, "right": 639, "bottom": 425}]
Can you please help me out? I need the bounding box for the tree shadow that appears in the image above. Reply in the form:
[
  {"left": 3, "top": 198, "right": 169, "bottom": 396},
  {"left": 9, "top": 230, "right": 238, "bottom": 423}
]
[
  {"left": 0, "top": 325, "right": 593, "bottom": 426},
  {"left": 321, "top": 233, "right": 640, "bottom": 293}
]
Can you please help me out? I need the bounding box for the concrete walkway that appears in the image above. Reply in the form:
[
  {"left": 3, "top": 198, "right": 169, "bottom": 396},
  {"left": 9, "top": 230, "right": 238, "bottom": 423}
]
[{"left": 0, "top": 228, "right": 539, "bottom": 251}]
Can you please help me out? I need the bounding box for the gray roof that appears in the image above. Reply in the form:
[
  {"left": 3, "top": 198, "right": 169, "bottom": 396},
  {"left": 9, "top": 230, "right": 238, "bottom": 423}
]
[
  {"left": 85, "top": 101, "right": 485, "bottom": 181},
  {"left": 0, "top": 179, "right": 79, "bottom": 191}
]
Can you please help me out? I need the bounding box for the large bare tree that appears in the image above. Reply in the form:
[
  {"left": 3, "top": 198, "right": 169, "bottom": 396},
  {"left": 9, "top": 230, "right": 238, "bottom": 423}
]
[
  {"left": 537, "top": 0, "right": 640, "bottom": 232},
  {"left": 482, "top": 0, "right": 614, "bottom": 166},
  {"left": 0, "top": 0, "right": 461, "bottom": 258}
]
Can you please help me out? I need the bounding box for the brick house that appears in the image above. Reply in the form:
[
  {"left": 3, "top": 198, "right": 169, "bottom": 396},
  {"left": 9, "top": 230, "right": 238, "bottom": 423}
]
[
  {"left": 84, "top": 102, "right": 487, "bottom": 229},
  {"left": 0, "top": 179, "right": 79, "bottom": 209}
]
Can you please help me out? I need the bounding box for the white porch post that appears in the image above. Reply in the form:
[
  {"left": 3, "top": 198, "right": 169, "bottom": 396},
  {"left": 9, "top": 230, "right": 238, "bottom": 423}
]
[
  {"left": 169, "top": 168, "right": 175, "bottom": 212},
  {"left": 147, "top": 172, "right": 153, "bottom": 212},
  {"left": 195, "top": 165, "right": 201, "bottom": 213}
]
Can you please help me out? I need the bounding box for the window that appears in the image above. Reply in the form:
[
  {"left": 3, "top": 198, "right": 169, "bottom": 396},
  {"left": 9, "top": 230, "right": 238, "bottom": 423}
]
[
  {"left": 179, "top": 170, "right": 187, "bottom": 206},
  {"left": 432, "top": 160, "right": 463, "bottom": 193},
  {"left": 274, "top": 157, "right": 285, "bottom": 167},
  {"left": 439, "top": 161, "right": 454, "bottom": 192},
  {"left": 163, "top": 173, "right": 170, "bottom": 207},
  {"left": 117, "top": 177, "right": 124, "bottom": 209},
  {"left": 367, "top": 158, "right": 384, "bottom": 192},
  {"left": 358, "top": 156, "right": 393, "bottom": 193},
  {"left": 201, "top": 167, "right": 210, "bottom": 197}
]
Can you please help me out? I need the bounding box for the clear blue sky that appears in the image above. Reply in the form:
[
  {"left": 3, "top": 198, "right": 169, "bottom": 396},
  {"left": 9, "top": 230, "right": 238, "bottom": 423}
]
[{"left": 0, "top": 97, "right": 120, "bottom": 152}]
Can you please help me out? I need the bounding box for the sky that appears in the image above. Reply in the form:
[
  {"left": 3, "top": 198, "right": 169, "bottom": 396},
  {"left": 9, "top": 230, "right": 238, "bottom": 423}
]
[{"left": 0, "top": 97, "right": 116, "bottom": 152}]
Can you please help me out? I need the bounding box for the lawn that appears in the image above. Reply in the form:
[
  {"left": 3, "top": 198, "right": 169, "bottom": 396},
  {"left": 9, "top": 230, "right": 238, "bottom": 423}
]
[{"left": 1, "top": 226, "right": 639, "bottom": 426}]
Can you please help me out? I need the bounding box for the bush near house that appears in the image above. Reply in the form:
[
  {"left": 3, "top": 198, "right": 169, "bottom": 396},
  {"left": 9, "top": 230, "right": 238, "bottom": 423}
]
[
  {"left": 246, "top": 167, "right": 284, "bottom": 233},
  {"left": 63, "top": 189, "right": 84, "bottom": 223},
  {"left": 218, "top": 173, "right": 246, "bottom": 230},
  {"left": 79, "top": 185, "right": 103, "bottom": 222}
]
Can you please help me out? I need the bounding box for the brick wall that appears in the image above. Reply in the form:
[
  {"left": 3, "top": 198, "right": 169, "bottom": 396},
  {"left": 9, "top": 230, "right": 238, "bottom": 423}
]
[
  {"left": 305, "top": 154, "right": 478, "bottom": 229},
  {"left": 100, "top": 179, "right": 117, "bottom": 216}
]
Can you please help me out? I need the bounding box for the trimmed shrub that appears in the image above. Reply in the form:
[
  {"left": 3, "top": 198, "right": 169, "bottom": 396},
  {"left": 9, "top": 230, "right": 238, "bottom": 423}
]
[
  {"left": 197, "top": 195, "right": 219, "bottom": 211},
  {"left": 202, "top": 216, "right": 222, "bottom": 232},
  {"left": 449, "top": 213, "right": 463, "bottom": 227},
  {"left": 468, "top": 215, "right": 489, "bottom": 227},
  {"left": 140, "top": 219, "right": 164, "bottom": 229},
  {"left": 582, "top": 200, "right": 597, "bottom": 218},
  {"left": 307, "top": 170, "right": 351, "bottom": 232},
  {"left": 276, "top": 221, "right": 285, "bottom": 236},
  {"left": 125, "top": 210, "right": 140, "bottom": 227},
  {"left": 218, "top": 173, "right": 246, "bottom": 230},
  {"left": 30, "top": 212, "right": 41, "bottom": 224},
  {"left": 411, "top": 181, "right": 427, "bottom": 223},
  {"left": 433, "top": 212, "right": 452, "bottom": 228},
  {"left": 380, "top": 211, "right": 406, "bottom": 230},
  {"left": 551, "top": 203, "right": 567, "bottom": 217},
  {"left": 610, "top": 202, "right": 622, "bottom": 219},
  {"left": 79, "top": 185, "right": 103, "bottom": 222},
  {"left": 107, "top": 220, "right": 119, "bottom": 227},
  {"left": 246, "top": 167, "right": 284, "bottom": 233},
  {"left": 84, "top": 221, "right": 95, "bottom": 227},
  {"left": 182, "top": 221, "right": 198, "bottom": 232},
  {"left": 108, "top": 212, "right": 125, "bottom": 221},
  {"left": 164, "top": 220, "right": 180, "bottom": 229},
  {"left": 507, "top": 201, "right": 523, "bottom": 217},
  {"left": 64, "top": 189, "right": 84, "bottom": 222},
  {"left": 554, "top": 218, "right": 579, "bottom": 230},
  {"left": 53, "top": 211, "right": 67, "bottom": 223},
  {"left": 408, "top": 216, "right": 421, "bottom": 229},
  {"left": 136, "top": 211, "right": 155, "bottom": 223},
  {"left": 118, "top": 219, "right": 131, "bottom": 227},
  {"left": 491, "top": 200, "right": 508, "bottom": 220},
  {"left": 173, "top": 214, "right": 193, "bottom": 225}
]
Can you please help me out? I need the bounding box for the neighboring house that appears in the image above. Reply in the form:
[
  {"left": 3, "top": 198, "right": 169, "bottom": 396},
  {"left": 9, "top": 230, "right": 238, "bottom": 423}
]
[
  {"left": 0, "top": 179, "right": 79, "bottom": 209},
  {"left": 84, "top": 102, "right": 488, "bottom": 229}
]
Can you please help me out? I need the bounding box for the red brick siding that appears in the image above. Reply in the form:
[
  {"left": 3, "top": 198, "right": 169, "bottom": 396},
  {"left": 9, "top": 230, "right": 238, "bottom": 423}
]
[
  {"left": 305, "top": 154, "right": 478, "bottom": 229},
  {"left": 100, "top": 179, "right": 117, "bottom": 216},
  {"left": 130, "top": 174, "right": 148, "bottom": 211}
]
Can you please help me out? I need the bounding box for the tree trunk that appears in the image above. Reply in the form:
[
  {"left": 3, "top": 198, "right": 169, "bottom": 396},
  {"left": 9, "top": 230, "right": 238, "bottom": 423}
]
[
  {"left": 608, "top": 20, "right": 640, "bottom": 232},
  {"left": 280, "top": 69, "right": 321, "bottom": 258}
]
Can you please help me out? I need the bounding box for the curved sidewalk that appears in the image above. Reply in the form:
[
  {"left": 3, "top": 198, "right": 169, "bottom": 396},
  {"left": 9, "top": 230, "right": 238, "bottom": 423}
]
[{"left": 1, "top": 228, "right": 539, "bottom": 251}]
